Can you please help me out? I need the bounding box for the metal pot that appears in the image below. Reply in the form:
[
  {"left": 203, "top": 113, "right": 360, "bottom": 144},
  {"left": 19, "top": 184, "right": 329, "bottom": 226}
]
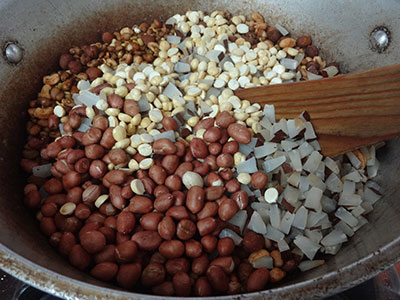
[{"left": 0, "top": 0, "right": 399, "bottom": 299}]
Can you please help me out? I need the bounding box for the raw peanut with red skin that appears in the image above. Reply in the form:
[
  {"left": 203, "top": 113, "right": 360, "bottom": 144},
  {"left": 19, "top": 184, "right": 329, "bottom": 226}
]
[
  {"left": 158, "top": 216, "right": 176, "bottom": 240},
  {"left": 197, "top": 217, "right": 217, "bottom": 236},
  {"left": 232, "top": 190, "right": 249, "bottom": 209},
  {"left": 104, "top": 216, "right": 117, "bottom": 230},
  {"left": 206, "top": 265, "right": 229, "bottom": 292},
  {"left": 85, "top": 144, "right": 105, "bottom": 160},
  {"left": 238, "top": 262, "right": 254, "bottom": 283},
  {"left": 208, "top": 142, "right": 222, "bottom": 156},
  {"left": 108, "top": 148, "right": 127, "bottom": 165},
  {"left": 228, "top": 279, "right": 241, "bottom": 295},
  {"left": 296, "top": 35, "right": 312, "bottom": 47},
  {"left": 80, "top": 230, "right": 106, "bottom": 254},
  {"left": 140, "top": 212, "right": 163, "bottom": 231},
  {"left": 174, "top": 162, "right": 193, "bottom": 178},
  {"left": 107, "top": 94, "right": 124, "bottom": 109},
  {"left": 172, "top": 191, "right": 185, "bottom": 206},
  {"left": 194, "top": 277, "right": 212, "bottom": 296},
  {"left": 227, "top": 123, "right": 251, "bottom": 144},
  {"left": 86, "top": 67, "right": 102, "bottom": 81},
  {"left": 161, "top": 155, "right": 179, "bottom": 174},
  {"left": 225, "top": 179, "right": 241, "bottom": 193},
  {"left": 166, "top": 206, "right": 189, "bottom": 220},
  {"left": 218, "top": 198, "right": 239, "bottom": 221},
  {"left": 68, "top": 60, "right": 82, "bottom": 74},
  {"left": 193, "top": 162, "right": 210, "bottom": 176},
  {"left": 117, "top": 263, "right": 142, "bottom": 289},
  {"left": 100, "top": 128, "right": 116, "bottom": 149},
  {"left": 66, "top": 149, "right": 85, "bottom": 164},
  {"left": 152, "top": 281, "right": 175, "bottom": 296},
  {"left": 24, "top": 189, "right": 41, "bottom": 208},
  {"left": 58, "top": 136, "right": 76, "bottom": 148},
  {"left": 79, "top": 223, "right": 101, "bottom": 239},
  {"left": 128, "top": 196, "right": 153, "bottom": 213},
  {"left": 306, "top": 45, "right": 319, "bottom": 58},
  {"left": 44, "top": 178, "right": 63, "bottom": 194},
  {"left": 40, "top": 217, "right": 57, "bottom": 236},
  {"left": 173, "top": 271, "right": 192, "bottom": 296},
  {"left": 58, "top": 232, "right": 77, "bottom": 256},
  {"left": 50, "top": 232, "right": 62, "bottom": 248},
  {"left": 206, "top": 172, "right": 223, "bottom": 187},
  {"left": 203, "top": 127, "right": 222, "bottom": 143},
  {"left": 41, "top": 202, "right": 58, "bottom": 217},
  {"left": 131, "top": 231, "right": 162, "bottom": 251},
  {"left": 121, "top": 184, "right": 134, "bottom": 199},
  {"left": 116, "top": 232, "right": 131, "bottom": 245},
  {"left": 219, "top": 128, "right": 229, "bottom": 144},
  {"left": 116, "top": 211, "right": 136, "bottom": 234},
  {"left": 222, "top": 141, "right": 239, "bottom": 154},
  {"left": 99, "top": 226, "right": 115, "bottom": 244},
  {"left": 194, "top": 118, "right": 215, "bottom": 132},
  {"left": 243, "top": 231, "right": 265, "bottom": 253},
  {"left": 166, "top": 258, "right": 190, "bottom": 275},
  {"left": 141, "top": 263, "right": 166, "bottom": 287},
  {"left": 190, "top": 138, "right": 208, "bottom": 159},
  {"left": 59, "top": 53, "right": 73, "bottom": 69},
  {"left": 247, "top": 267, "right": 270, "bottom": 292},
  {"left": 154, "top": 193, "right": 174, "bottom": 212},
  {"left": 82, "top": 184, "right": 101, "bottom": 203},
  {"left": 115, "top": 240, "right": 138, "bottom": 263},
  {"left": 216, "top": 153, "right": 234, "bottom": 168},
  {"left": 159, "top": 240, "right": 185, "bottom": 259},
  {"left": 186, "top": 186, "right": 204, "bottom": 214},
  {"left": 45, "top": 194, "right": 67, "bottom": 206},
  {"left": 89, "top": 160, "right": 107, "bottom": 179},
  {"left": 218, "top": 237, "right": 235, "bottom": 256},
  {"left": 148, "top": 165, "right": 167, "bottom": 185},
  {"left": 150, "top": 252, "right": 167, "bottom": 265},
  {"left": 69, "top": 244, "right": 90, "bottom": 270},
  {"left": 251, "top": 171, "right": 268, "bottom": 189},
  {"left": 192, "top": 254, "right": 210, "bottom": 275},
  {"left": 86, "top": 212, "right": 105, "bottom": 225},
  {"left": 90, "top": 262, "right": 118, "bottom": 281},
  {"left": 123, "top": 99, "right": 140, "bottom": 116},
  {"left": 164, "top": 174, "right": 182, "bottom": 191},
  {"left": 153, "top": 138, "right": 177, "bottom": 155},
  {"left": 216, "top": 111, "right": 235, "bottom": 128},
  {"left": 46, "top": 142, "right": 63, "bottom": 158},
  {"left": 99, "top": 202, "right": 118, "bottom": 216},
  {"left": 185, "top": 240, "right": 202, "bottom": 258},
  {"left": 197, "top": 202, "right": 219, "bottom": 220},
  {"left": 63, "top": 216, "right": 81, "bottom": 233},
  {"left": 201, "top": 235, "right": 217, "bottom": 253},
  {"left": 205, "top": 186, "right": 225, "bottom": 201},
  {"left": 267, "top": 27, "right": 282, "bottom": 43},
  {"left": 211, "top": 256, "right": 235, "bottom": 273},
  {"left": 92, "top": 115, "right": 109, "bottom": 131},
  {"left": 161, "top": 117, "right": 178, "bottom": 131},
  {"left": 74, "top": 158, "right": 90, "bottom": 174},
  {"left": 82, "top": 128, "right": 102, "bottom": 146},
  {"left": 109, "top": 185, "right": 125, "bottom": 209},
  {"left": 72, "top": 131, "right": 84, "bottom": 143},
  {"left": 141, "top": 177, "right": 156, "bottom": 195},
  {"left": 176, "top": 219, "right": 196, "bottom": 240}
]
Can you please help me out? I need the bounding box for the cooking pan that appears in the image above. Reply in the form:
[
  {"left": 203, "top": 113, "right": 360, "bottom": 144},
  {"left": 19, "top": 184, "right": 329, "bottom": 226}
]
[{"left": 0, "top": 0, "right": 399, "bottom": 299}]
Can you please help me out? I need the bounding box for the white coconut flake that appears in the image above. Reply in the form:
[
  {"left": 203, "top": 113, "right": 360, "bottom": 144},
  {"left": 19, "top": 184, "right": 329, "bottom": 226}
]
[
  {"left": 77, "top": 118, "right": 92, "bottom": 132},
  {"left": 264, "top": 156, "right": 286, "bottom": 172},
  {"left": 219, "top": 229, "right": 243, "bottom": 245},
  {"left": 292, "top": 206, "right": 308, "bottom": 230},
  {"left": 304, "top": 122, "right": 317, "bottom": 140},
  {"left": 247, "top": 211, "right": 267, "bottom": 235},
  {"left": 288, "top": 149, "right": 302, "bottom": 171},
  {"left": 352, "top": 216, "right": 368, "bottom": 231},
  {"left": 338, "top": 194, "right": 362, "bottom": 206},
  {"left": 299, "top": 176, "right": 310, "bottom": 193},
  {"left": 269, "top": 204, "right": 281, "bottom": 229},
  {"left": 137, "top": 96, "right": 151, "bottom": 112},
  {"left": 265, "top": 225, "right": 285, "bottom": 242},
  {"left": 335, "top": 207, "right": 359, "bottom": 227},
  {"left": 32, "top": 163, "right": 52, "bottom": 178},
  {"left": 335, "top": 220, "right": 355, "bottom": 237},
  {"left": 324, "top": 157, "right": 340, "bottom": 174},
  {"left": 326, "top": 173, "right": 343, "bottom": 193},
  {"left": 321, "top": 229, "right": 348, "bottom": 247},
  {"left": 321, "top": 196, "right": 337, "bottom": 213},
  {"left": 307, "top": 173, "right": 326, "bottom": 191},
  {"left": 346, "top": 152, "right": 362, "bottom": 169},
  {"left": 307, "top": 211, "right": 327, "bottom": 228},
  {"left": 304, "top": 229, "right": 323, "bottom": 244},
  {"left": 236, "top": 157, "right": 258, "bottom": 173},
  {"left": 342, "top": 181, "right": 355, "bottom": 196},
  {"left": 298, "top": 260, "right": 325, "bottom": 272},
  {"left": 163, "top": 82, "right": 183, "bottom": 100},
  {"left": 252, "top": 256, "right": 274, "bottom": 269},
  {"left": 287, "top": 172, "right": 301, "bottom": 187},
  {"left": 280, "top": 211, "right": 295, "bottom": 234},
  {"left": 254, "top": 143, "right": 277, "bottom": 158},
  {"left": 283, "top": 185, "right": 299, "bottom": 205},
  {"left": 228, "top": 210, "right": 247, "bottom": 233},
  {"left": 303, "top": 151, "right": 323, "bottom": 173},
  {"left": 278, "top": 239, "right": 290, "bottom": 252},
  {"left": 294, "top": 235, "right": 321, "bottom": 260},
  {"left": 280, "top": 58, "right": 299, "bottom": 70},
  {"left": 281, "top": 140, "right": 298, "bottom": 152},
  {"left": 304, "top": 187, "right": 323, "bottom": 212},
  {"left": 263, "top": 105, "right": 275, "bottom": 123},
  {"left": 363, "top": 187, "right": 381, "bottom": 205}
]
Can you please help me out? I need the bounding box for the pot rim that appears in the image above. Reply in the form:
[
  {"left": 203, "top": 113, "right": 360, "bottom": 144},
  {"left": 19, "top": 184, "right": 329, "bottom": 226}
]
[{"left": 1, "top": 234, "right": 400, "bottom": 299}]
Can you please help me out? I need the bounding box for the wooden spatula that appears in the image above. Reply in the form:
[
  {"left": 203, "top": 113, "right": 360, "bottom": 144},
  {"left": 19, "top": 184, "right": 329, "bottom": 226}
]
[{"left": 235, "top": 63, "right": 400, "bottom": 157}]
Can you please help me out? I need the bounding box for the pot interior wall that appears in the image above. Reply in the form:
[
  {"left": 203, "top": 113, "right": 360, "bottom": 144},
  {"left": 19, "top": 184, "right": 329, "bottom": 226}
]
[{"left": 0, "top": 0, "right": 399, "bottom": 299}]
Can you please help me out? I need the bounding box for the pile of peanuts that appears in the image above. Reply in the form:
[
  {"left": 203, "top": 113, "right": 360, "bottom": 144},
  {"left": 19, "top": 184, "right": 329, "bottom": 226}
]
[{"left": 21, "top": 11, "right": 339, "bottom": 296}]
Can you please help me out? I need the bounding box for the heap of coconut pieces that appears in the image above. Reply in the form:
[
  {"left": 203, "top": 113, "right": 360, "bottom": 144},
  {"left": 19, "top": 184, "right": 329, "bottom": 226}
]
[{"left": 221, "top": 105, "right": 382, "bottom": 272}]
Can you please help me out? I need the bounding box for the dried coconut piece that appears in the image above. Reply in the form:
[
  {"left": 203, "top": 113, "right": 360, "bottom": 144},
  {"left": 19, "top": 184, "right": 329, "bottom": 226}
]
[
  {"left": 304, "top": 229, "right": 323, "bottom": 244},
  {"left": 288, "top": 149, "right": 302, "bottom": 171},
  {"left": 307, "top": 173, "right": 326, "bottom": 191},
  {"left": 236, "top": 157, "right": 258, "bottom": 173},
  {"left": 325, "top": 173, "right": 343, "bottom": 193},
  {"left": 338, "top": 194, "right": 362, "bottom": 207},
  {"left": 324, "top": 244, "right": 342, "bottom": 255},
  {"left": 321, "top": 229, "right": 348, "bottom": 247},
  {"left": 219, "top": 229, "right": 243, "bottom": 245},
  {"left": 303, "top": 151, "right": 323, "bottom": 173},
  {"left": 228, "top": 210, "right": 247, "bottom": 233},
  {"left": 278, "top": 239, "right": 290, "bottom": 252},
  {"left": 306, "top": 211, "right": 327, "bottom": 228},
  {"left": 280, "top": 58, "right": 299, "bottom": 70},
  {"left": 254, "top": 143, "right": 277, "bottom": 158},
  {"left": 265, "top": 225, "right": 285, "bottom": 242},
  {"left": 294, "top": 235, "right": 321, "bottom": 260},
  {"left": 304, "top": 187, "right": 323, "bottom": 212},
  {"left": 292, "top": 206, "right": 308, "bottom": 230},
  {"left": 335, "top": 220, "right": 355, "bottom": 237},
  {"left": 270, "top": 204, "right": 281, "bottom": 229},
  {"left": 263, "top": 105, "right": 276, "bottom": 123},
  {"left": 299, "top": 260, "right": 325, "bottom": 272},
  {"left": 252, "top": 256, "right": 274, "bottom": 269},
  {"left": 280, "top": 211, "right": 295, "bottom": 234},
  {"left": 283, "top": 185, "right": 299, "bottom": 206},
  {"left": 287, "top": 172, "right": 301, "bottom": 187},
  {"left": 335, "top": 207, "right": 359, "bottom": 227},
  {"left": 264, "top": 156, "right": 286, "bottom": 172},
  {"left": 247, "top": 211, "right": 267, "bottom": 235},
  {"left": 32, "top": 163, "right": 52, "bottom": 178},
  {"left": 346, "top": 152, "right": 362, "bottom": 169},
  {"left": 363, "top": 187, "right": 381, "bottom": 205}
]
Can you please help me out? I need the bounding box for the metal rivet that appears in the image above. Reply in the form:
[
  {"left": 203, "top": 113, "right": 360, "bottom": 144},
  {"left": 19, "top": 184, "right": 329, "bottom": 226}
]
[
  {"left": 370, "top": 26, "right": 390, "bottom": 53},
  {"left": 4, "top": 42, "right": 23, "bottom": 64}
]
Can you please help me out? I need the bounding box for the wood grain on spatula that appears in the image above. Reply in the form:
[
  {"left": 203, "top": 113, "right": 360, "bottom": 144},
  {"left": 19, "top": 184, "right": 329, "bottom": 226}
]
[{"left": 235, "top": 64, "right": 400, "bottom": 157}]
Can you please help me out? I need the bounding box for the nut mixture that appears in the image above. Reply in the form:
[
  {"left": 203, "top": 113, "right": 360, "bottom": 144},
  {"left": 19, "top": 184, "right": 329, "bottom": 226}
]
[{"left": 21, "top": 10, "right": 381, "bottom": 296}]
